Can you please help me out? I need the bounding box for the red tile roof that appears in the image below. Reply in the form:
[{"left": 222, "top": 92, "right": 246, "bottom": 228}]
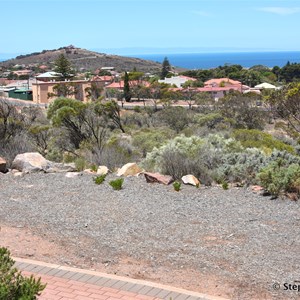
[
  {"left": 92, "top": 75, "right": 114, "bottom": 82},
  {"left": 106, "top": 81, "right": 124, "bottom": 88},
  {"left": 106, "top": 80, "right": 150, "bottom": 89},
  {"left": 0, "top": 79, "right": 17, "bottom": 86}
]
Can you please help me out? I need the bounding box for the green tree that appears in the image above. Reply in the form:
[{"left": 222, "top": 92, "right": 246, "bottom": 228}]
[
  {"left": 95, "top": 100, "right": 125, "bottom": 133},
  {"left": 149, "top": 82, "right": 165, "bottom": 111},
  {"left": 0, "top": 99, "right": 25, "bottom": 144},
  {"left": 6, "top": 72, "right": 18, "bottom": 80},
  {"left": 160, "top": 57, "right": 171, "bottom": 79},
  {"left": 47, "top": 82, "right": 78, "bottom": 99},
  {"left": 106, "top": 88, "right": 122, "bottom": 101},
  {"left": 128, "top": 71, "right": 144, "bottom": 81},
  {"left": 280, "top": 62, "right": 300, "bottom": 83},
  {"left": 28, "top": 125, "right": 52, "bottom": 156},
  {"left": 123, "top": 71, "right": 131, "bottom": 102},
  {"left": 181, "top": 88, "right": 198, "bottom": 109},
  {"left": 47, "top": 98, "right": 124, "bottom": 154},
  {"left": 272, "top": 66, "right": 281, "bottom": 82},
  {"left": 47, "top": 98, "right": 88, "bottom": 149},
  {"left": 158, "top": 106, "right": 190, "bottom": 133},
  {"left": 131, "top": 85, "right": 151, "bottom": 105},
  {"left": 0, "top": 247, "right": 46, "bottom": 299},
  {"left": 265, "top": 82, "right": 300, "bottom": 134},
  {"left": 219, "top": 92, "right": 266, "bottom": 130},
  {"left": 53, "top": 54, "right": 73, "bottom": 80},
  {"left": 85, "top": 83, "right": 103, "bottom": 101},
  {"left": 159, "top": 89, "right": 181, "bottom": 108}
]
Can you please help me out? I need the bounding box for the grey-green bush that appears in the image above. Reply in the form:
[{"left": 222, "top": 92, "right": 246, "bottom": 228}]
[{"left": 257, "top": 159, "right": 300, "bottom": 198}]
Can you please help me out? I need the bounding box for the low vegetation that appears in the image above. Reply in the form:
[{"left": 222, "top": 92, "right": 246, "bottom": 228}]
[
  {"left": 0, "top": 247, "right": 46, "bottom": 299},
  {"left": 93, "top": 174, "right": 106, "bottom": 185},
  {"left": 258, "top": 159, "right": 300, "bottom": 198},
  {"left": 1, "top": 81, "right": 300, "bottom": 199},
  {"left": 109, "top": 178, "right": 124, "bottom": 190},
  {"left": 173, "top": 181, "right": 181, "bottom": 192}
]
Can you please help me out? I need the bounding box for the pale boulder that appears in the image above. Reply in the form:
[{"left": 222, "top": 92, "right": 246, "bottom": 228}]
[
  {"left": 65, "top": 172, "right": 81, "bottom": 178},
  {"left": 12, "top": 152, "right": 49, "bottom": 173},
  {"left": 13, "top": 171, "right": 23, "bottom": 177},
  {"left": 181, "top": 175, "right": 200, "bottom": 187},
  {"left": 84, "top": 169, "right": 95, "bottom": 174},
  {"left": 116, "top": 163, "right": 142, "bottom": 177},
  {"left": 97, "top": 166, "right": 109, "bottom": 176},
  {"left": 44, "top": 162, "right": 76, "bottom": 173}
]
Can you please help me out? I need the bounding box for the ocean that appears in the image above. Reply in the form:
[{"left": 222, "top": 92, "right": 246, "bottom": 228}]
[{"left": 128, "top": 51, "right": 300, "bottom": 69}]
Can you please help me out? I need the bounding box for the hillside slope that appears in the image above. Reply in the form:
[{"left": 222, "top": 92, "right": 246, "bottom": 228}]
[{"left": 0, "top": 46, "right": 163, "bottom": 73}]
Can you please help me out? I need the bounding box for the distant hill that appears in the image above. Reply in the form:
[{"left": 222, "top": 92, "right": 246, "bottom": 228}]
[{"left": 0, "top": 46, "right": 165, "bottom": 73}]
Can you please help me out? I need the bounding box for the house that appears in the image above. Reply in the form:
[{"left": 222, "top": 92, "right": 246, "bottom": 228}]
[
  {"left": 35, "top": 71, "right": 61, "bottom": 82},
  {"left": 0, "top": 79, "right": 36, "bottom": 100},
  {"left": 202, "top": 78, "right": 249, "bottom": 97},
  {"left": 254, "top": 82, "right": 278, "bottom": 90},
  {"left": 0, "top": 86, "right": 16, "bottom": 98},
  {"left": 158, "top": 75, "right": 197, "bottom": 88},
  {"left": 92, "top": 75, "right": 114, "bottom": 85},
  {"left": 7, "top": 88, "right": 33, "bottom": 101},
  {"left": 204, "top": 78, "right": 242, "bottom": 88},
  {"left": 32, "top": 79, "right": 105, "bottom": 104},
  {"left": 12, "top": 69, "right": 32, "bottom": 77},
  {"left": 194, "top": 86, "right": 242, "bottom": 100},
  {"left": 243, "top": 82, "right": 280, "bottom": 95},
  {"left": 0, "top": 78, "right": 16, "bottom": 86},
  {"left": 101, "top": 67, "right": 115, "bottom": 71},
  {"left": 2, "top": 71, "right": 11, "bottom": 78},
  {"left": 106, "top": 80, "right": 150, "bottom": 90},
  {"left": 38, "top": 65, "right": 49, "bottom": 71}
]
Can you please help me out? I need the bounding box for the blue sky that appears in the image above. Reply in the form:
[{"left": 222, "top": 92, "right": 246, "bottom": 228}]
[{"left": 1, "top": 0, "right": 300, "bottom": 55}]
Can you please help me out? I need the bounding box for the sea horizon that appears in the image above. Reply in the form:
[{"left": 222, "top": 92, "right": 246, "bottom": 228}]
[{"left": 128, "top": 51, "right": 300, "bottom": 69}]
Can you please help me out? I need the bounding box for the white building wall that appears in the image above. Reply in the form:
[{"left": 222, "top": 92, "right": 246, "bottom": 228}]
[{"left": 158, "top": 76, "right": 187, "bottom": 88}]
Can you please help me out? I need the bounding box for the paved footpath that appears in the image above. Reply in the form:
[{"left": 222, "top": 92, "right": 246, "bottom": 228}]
[{"left": 14, "top": 257, "right": 229, "bottom": 300}]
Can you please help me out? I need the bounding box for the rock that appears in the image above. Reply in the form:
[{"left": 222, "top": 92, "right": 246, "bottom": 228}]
[
  {"left": 13, "top": 171, "right": 23, "bottom": 177},
  {"left": 12, "top": 152, "right": 77, "bottom": 173},
  {"left": 116, "top": 163, "right": 142, "bottom": 177},
  {"left": 11, "top": 169, "right": 22, "bottom": 175},
  {"left": 181, "top": 174, "right": 200, "bottom": 187},
  {"left": 44, "top": 162, "right": 77, "bottom": 173},
  {"left": 143, "top": 172, "right": 174, "bottom": 185},
  {"left": 251, "top": 185, "right": 264, "bottom": 193},
  {"left": 84, "top": 169, "right": 95, "bottom": 174},
  {"left": 0, "top": 157, "right": 7, "bottom": 173},
  {"left": 97, "top": 166, "right": 109, "bottom": 176},
  {"left": 65, "top": 172, "right": 81, "bottom": 178},
  {"left": 12, "top": 152, "right": 49, "bottom": 173}
]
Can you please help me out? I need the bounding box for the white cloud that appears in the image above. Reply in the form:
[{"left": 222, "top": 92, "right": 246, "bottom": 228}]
[{"left": 258, "top": 7, "right": 300, "bottom": 16}]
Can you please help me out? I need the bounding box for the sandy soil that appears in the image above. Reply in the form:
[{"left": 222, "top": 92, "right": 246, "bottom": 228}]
[{"left": 1, "top": 224, "right": 270, "bottom": 300}]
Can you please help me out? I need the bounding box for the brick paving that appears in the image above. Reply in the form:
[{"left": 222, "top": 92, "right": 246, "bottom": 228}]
[{"left": 14, "top": 257, "right": 229, "bottom": 300}]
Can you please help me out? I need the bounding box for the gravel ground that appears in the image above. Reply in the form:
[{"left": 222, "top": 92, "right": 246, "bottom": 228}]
[{"left": 1, "top": 171, "right": 300, "bottom": 300}]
